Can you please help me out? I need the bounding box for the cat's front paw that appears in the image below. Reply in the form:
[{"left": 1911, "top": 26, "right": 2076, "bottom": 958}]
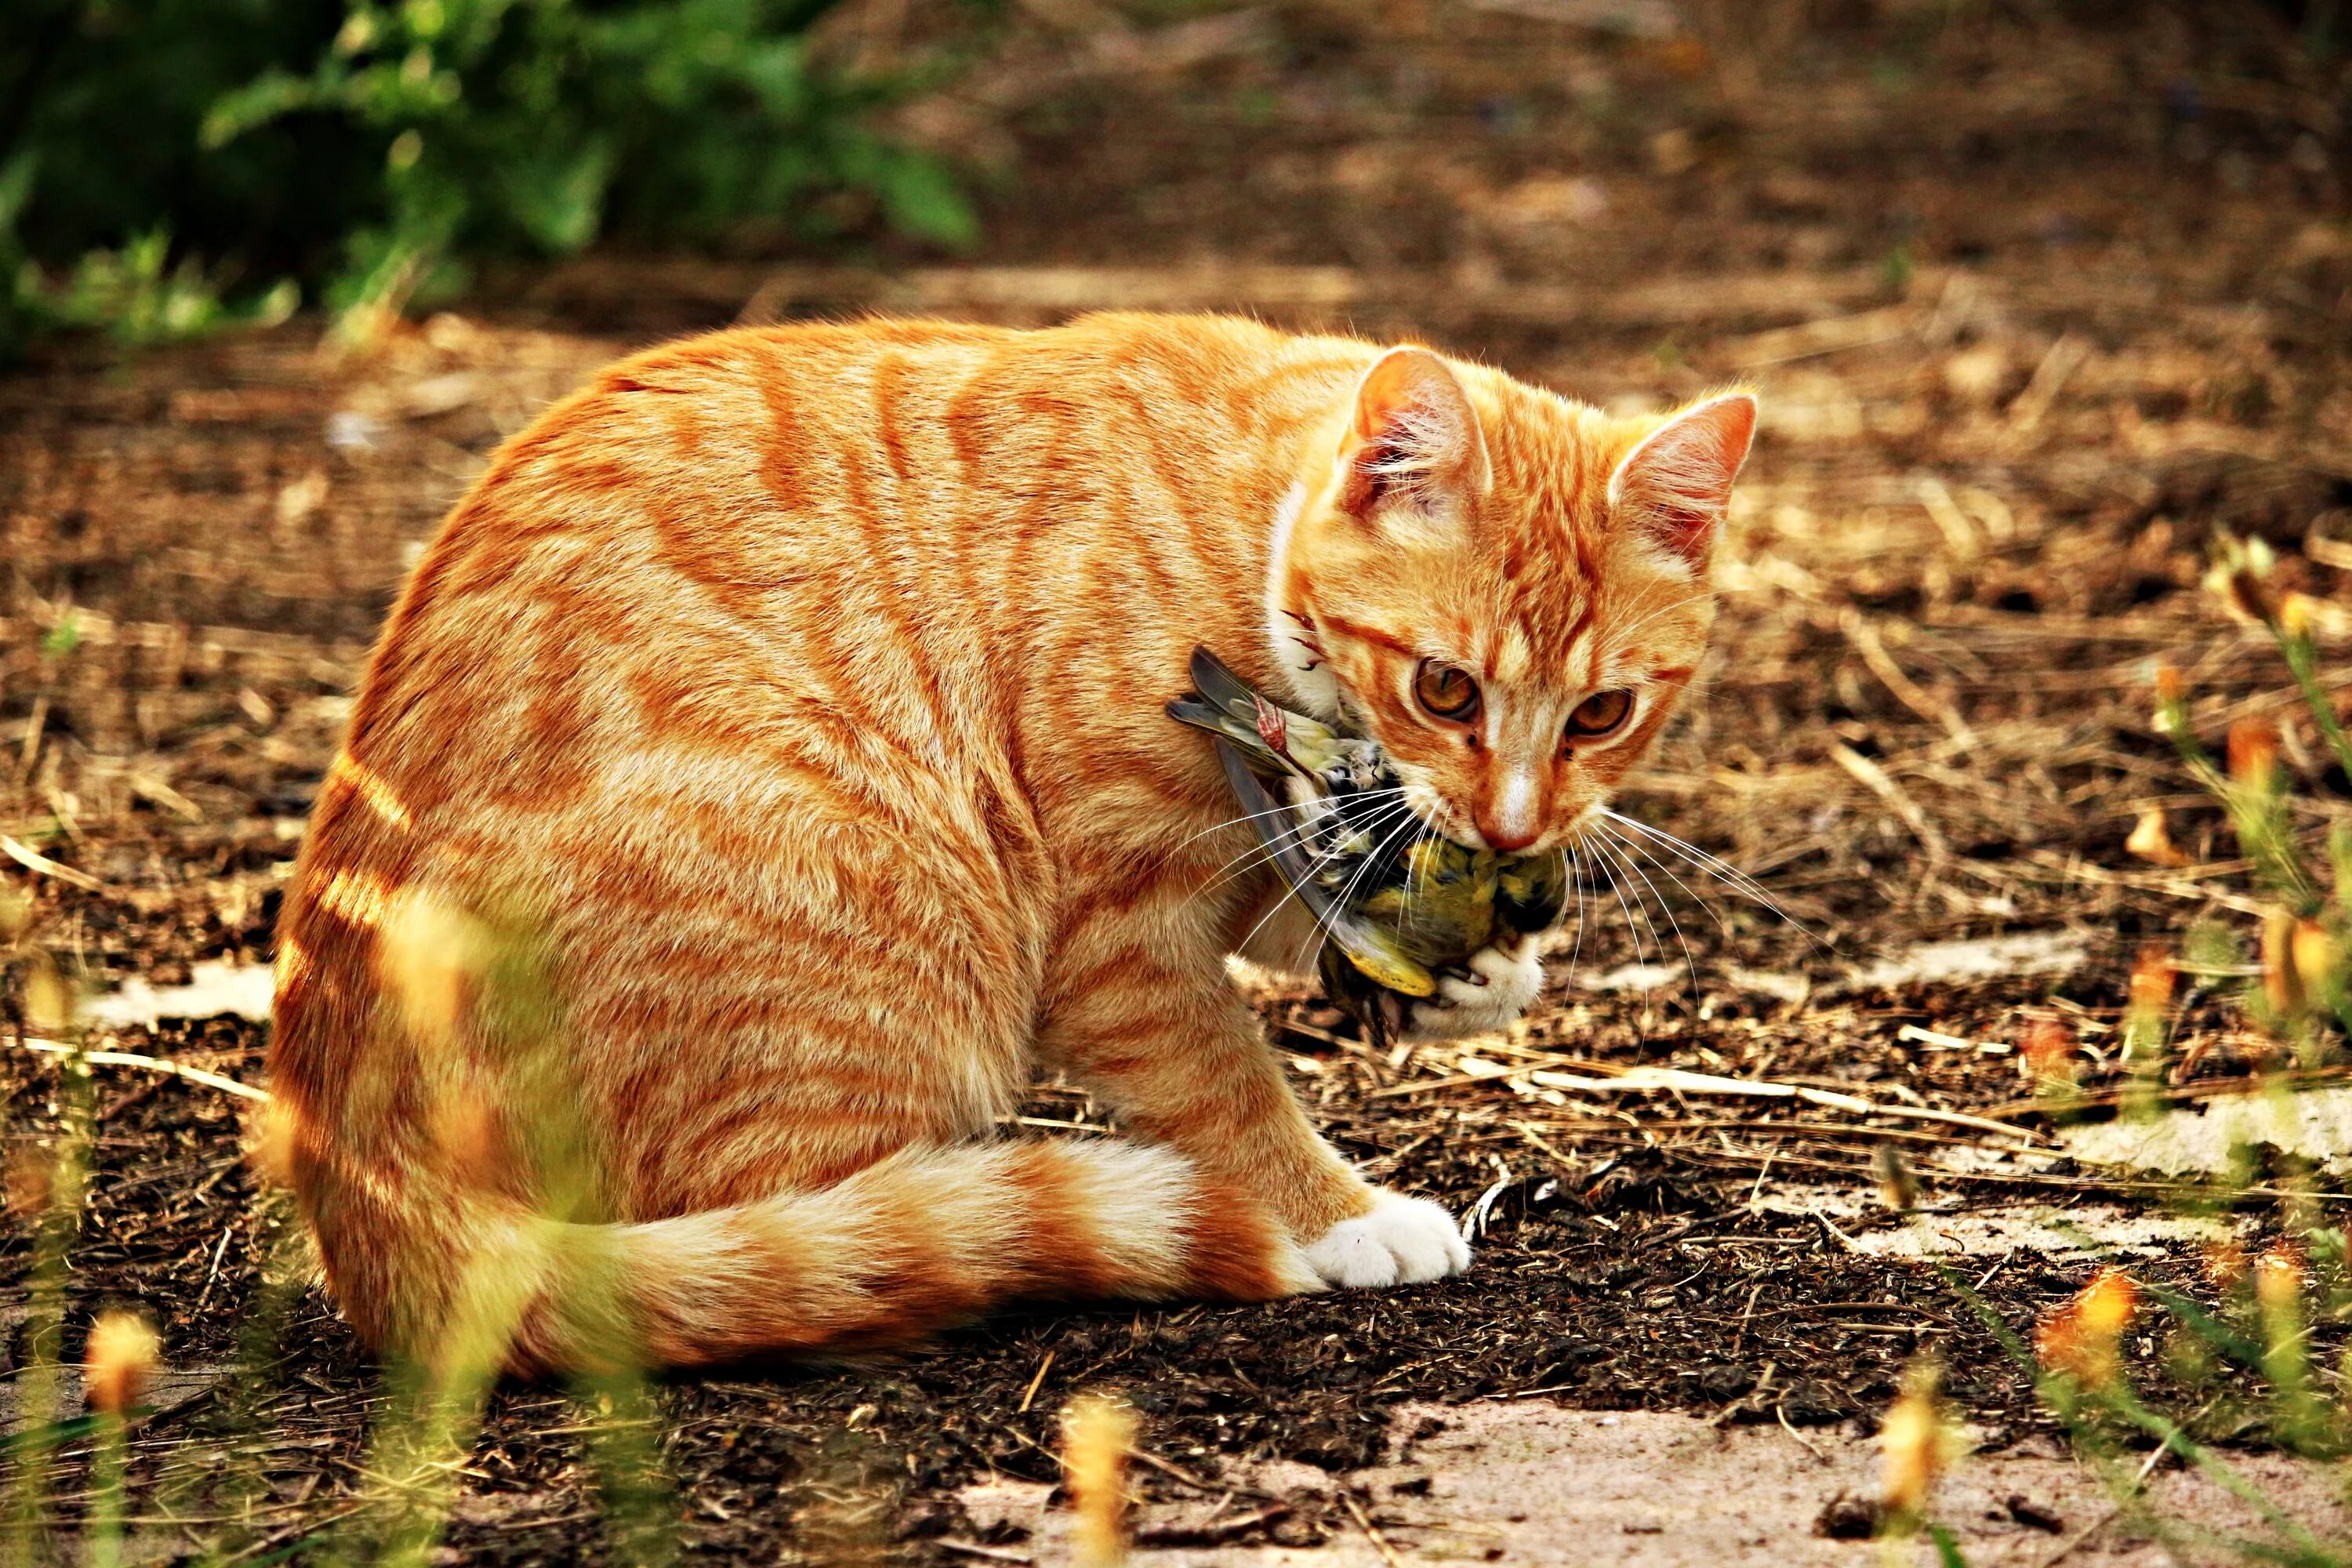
[
  {"left": 1302, "top": 1189, "right": 1472, "bottom": 1288},
  {"left": 1386, "top": 940, "right": 1544, "bottom": 1043}
]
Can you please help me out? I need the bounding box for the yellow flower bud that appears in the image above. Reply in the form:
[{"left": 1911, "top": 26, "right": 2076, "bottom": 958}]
[
  {"left": 2128, "top": 945, "right": 2175, "bottom": 1015},
  {"left": 2292, "top": 920, "right": 2339, "bottom": 1003},
  {"left": 85, "top": 1312, "right": 161, "bottom": 1417},
  {"left": 2255, "top": 1245, "right": 2304, "bottom": 1317},
  {"left": 2266, "top": 910, "right": 2307, "bottom": 1018},
  {"left": 2281, "top": 592, "right": 2321, "bottom": 640},
  {"left": 23, "top": 953, "right": 72, "bottom": 1035},
  {"left": 2229, "top": 717, "right": 2280, "bottom": 791},
  {"left": 2125, "top": 808, "right": 2190, "bottom": 868},
  {"left": 1878, "top": 1359, "right": 1959, "bottom": 1533},
  {"left": 1062, "top": 1393, "right": 1137, "bottom": 1568},
  {"left": 2037, "top": 1267, "right": 2137, "bottom": 1388}
]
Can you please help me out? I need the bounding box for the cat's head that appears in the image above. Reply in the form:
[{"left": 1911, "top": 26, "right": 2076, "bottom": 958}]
[{"left": 1270, "top": 347, "right": 1755, "bottom": 856}]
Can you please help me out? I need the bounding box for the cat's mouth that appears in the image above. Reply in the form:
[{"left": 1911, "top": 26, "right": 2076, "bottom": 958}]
[{"left": 1398, "top": 769, "right": 1598, "bottom": 857}]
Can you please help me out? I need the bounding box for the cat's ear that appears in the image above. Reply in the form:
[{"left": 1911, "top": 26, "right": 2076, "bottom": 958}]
[
  {"left": 1334, "top": 347, "right": 1492, "bottom": 523},
  {"left": 1608, "top": 393, "right": 1757, "bottom": 572}
]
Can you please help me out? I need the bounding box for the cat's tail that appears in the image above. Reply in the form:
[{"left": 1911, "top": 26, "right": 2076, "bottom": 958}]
[{"left": 362, "top": 1139, "right": 1324, "bottom": 1377}]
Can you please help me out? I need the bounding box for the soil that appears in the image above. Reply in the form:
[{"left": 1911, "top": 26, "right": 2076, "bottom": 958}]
[{"left": 6, "top": 1, "right": 2352, "bottom": 1562}]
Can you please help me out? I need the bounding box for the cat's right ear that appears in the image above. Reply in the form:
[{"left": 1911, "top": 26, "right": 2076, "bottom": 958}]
[{"left": 1333, "top": 347, "right": 1492, "bottom": 524}]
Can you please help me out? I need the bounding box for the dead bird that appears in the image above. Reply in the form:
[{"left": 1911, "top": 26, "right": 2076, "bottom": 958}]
[{"left": 1168, "top": 644, "right": 1570, "bottom": 1044}]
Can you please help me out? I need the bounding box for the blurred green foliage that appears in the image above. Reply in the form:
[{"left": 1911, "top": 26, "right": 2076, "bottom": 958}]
[{"left": 0, "top": 0, "right": 975, "bottom": 354}]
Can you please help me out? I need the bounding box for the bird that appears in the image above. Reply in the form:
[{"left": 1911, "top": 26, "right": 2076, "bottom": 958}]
[{"left": 1167, "top": 645, "right": 1571, "bottom": 1045}]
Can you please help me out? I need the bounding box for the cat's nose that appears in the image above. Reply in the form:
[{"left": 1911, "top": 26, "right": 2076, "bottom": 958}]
[
  {"left": 1475, "top": 812, "right": 1541, "bottom": 854},
  {"left": 1479, "top": 770, "right": 1542, "bottom": 852}
]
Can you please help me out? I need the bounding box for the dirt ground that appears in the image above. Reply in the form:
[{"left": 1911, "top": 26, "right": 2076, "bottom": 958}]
[{"left": 6, "top": 1, "right": 2352, "bottom": 1562}]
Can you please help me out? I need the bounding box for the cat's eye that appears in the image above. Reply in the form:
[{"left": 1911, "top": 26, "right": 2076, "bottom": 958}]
[
  {"left": 1414, "top": 660, "right": 1481, "bottom": 722},
  {"left": 1566, "top": 689, "right": 1633, "bottom": 739}
]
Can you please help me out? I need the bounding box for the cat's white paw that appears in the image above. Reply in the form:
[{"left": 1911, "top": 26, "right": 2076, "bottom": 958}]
[
  {"left": 1395, "top": 941, "right": 1544, "bottom": 1043},
  {"left": 1303, "top": 1189, "right": 1472, "bottom": 1288}
]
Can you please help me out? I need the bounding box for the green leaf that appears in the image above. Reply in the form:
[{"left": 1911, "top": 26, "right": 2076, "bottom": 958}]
[
  {"left": 504, "top": 140, "right": 616, "bottom": 254},
  {"left": 0, "top": 151, "right": 38, "bottom": 231},
  {"left": 874, "top": 153, "right": 977, "bottom": 249},
  {"left": 42, "top": 613, "right": 82, "bottom": 658}
]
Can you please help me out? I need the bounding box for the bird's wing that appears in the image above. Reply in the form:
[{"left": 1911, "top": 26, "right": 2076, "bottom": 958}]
[
  {"left": 1167, "top": 645, "right": 1300, "bottom": 777},
  {"left": 1187, "top": 644, "right": 1262, "bottom": 722},
  {"left": 1175, "top": 644, "right": 1358, "bottom": 776},
  {"left": 1218, "top": 742, "right": 1437, "bottom": 997}
]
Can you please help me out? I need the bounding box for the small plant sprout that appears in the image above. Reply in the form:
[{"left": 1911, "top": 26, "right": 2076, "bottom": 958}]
[
  {"left": 2121, "top": 944, "right": 2176, "bottom": 1072},
  {"left": 1873, "top": 1142, "right": 1921, "bottom": 1214},
  {"left": 1876, "top": 1358, "right": 1963, "bottom": 1560},
  {"left": 2152, "top": 662, "right": 2188, "bottom": 734},
  {"left": 3, "top": 951, "right": 95, "bottom": 1557},
  {"left": 83, "top": 1311, "right": 160, "bottom": 1420},
  {"left": 1061, "top": 1392, "right": 1138, "bottom": 1568},
  {"left": 83, "top": 1312, "right": 161, "bottom": 1568},
  {"left": 2155, "top": 535, "right": 2352, "bottom": 1058},
  {"left": 2036, "top": 1267, "right": 2139, "bottom": 1397},
  {"left": 2017, "top": 1016, "right": 2079, "bottom": 1093},
  {"left": 2251, "top": 1244, "right": 2329, "bottom": 1453}
]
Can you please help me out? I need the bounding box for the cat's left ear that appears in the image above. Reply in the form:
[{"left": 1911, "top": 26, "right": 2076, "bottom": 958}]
[{"left": 1608, "top": 393, "right": 1758, "bottom": 572}]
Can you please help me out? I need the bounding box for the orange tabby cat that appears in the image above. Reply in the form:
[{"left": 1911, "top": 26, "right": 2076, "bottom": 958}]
[{"left": 267, "top": 312, "right": 1755, "bottom": 1374}]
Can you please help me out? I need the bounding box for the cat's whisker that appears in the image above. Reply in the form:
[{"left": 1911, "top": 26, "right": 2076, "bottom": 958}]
[
  {"left": 1262, "top": 800, "right": 1423, "bottom": 972},
  {"left": 1306, "top": 803, "right": 1422, "bottom": 958},
  {"left": 1229, "top": 795, "right": 1413, "bottom": 962},
  {"left": 1598, "top": 810, "right": 1784, "bottom": 914},
  {"left": 1156, "top": 795, "right": 1354, "bottom": 866},
  {"left": 1594, "top": 821, "right": 1729, "bottom": 937},
  {"left": 1584, "top": 832, "right": 1652, "bottom": 961},
  {"left": 1183, "top": 819, "right": 1323, "bottom": 909},
  {"left": 1599, "top": 809, "right": 1819, "bottom": 946},
  {"left": 1315, "top": 804, "right": 1423, "bottom": 951},
  {"left": 1584, "top": 832, "right": 1654, "bottom": 978},
  {"left": 1183, "top": 789, "right": 1410, "bottom": 909},
  {"left": 1399, "top": 816, "right": 1443, "bottom": 942},
  {"left": 1562, "top": 845, "right": 1590, "bottom": 987},
  {"left": 1196, "top": 786, "right": 1409, "bottom": 874},
  {"left": 1592, "top": 822, "right": 1702, "bottom": 1007}
]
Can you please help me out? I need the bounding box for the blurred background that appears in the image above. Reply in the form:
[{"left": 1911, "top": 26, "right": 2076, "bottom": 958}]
[{"left": 5, "top": 2, "right": 2344, "bottom": 351}]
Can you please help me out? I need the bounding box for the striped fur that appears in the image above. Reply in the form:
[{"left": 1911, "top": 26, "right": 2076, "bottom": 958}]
[{"left": 267, "top": 314, "right": 1751, "bottom": 1374}]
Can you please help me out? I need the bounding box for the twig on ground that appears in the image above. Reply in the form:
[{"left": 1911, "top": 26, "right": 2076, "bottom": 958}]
[
  {"left": 2, "top": 833, "right": 115, "bottom": 894},
  {"left": 1775, "top": 1404, "right": 1828, "bottom": 1464},
  {"left": 1341, "top": 1494, "right": 1408, "bottom": 1568},
  {"left": 1134, "top": 1503, "right": 1294, "bottom": 1547},
  {"left": 936, "top": 1541, "right": 1036, "bottom": 1566},
  {"left": 1125, "top": 1447, "right": 1283, "bottom": 1505},
  {"left": 14, "top": 1036, "right": 268, "bottom": 1101},
  {"left": 1015, "top": 1351, "right": 1054, "bottom": 1414},
  {"left": 2032, "top": 1505, "right": 2119, "bottom": 1568}
]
